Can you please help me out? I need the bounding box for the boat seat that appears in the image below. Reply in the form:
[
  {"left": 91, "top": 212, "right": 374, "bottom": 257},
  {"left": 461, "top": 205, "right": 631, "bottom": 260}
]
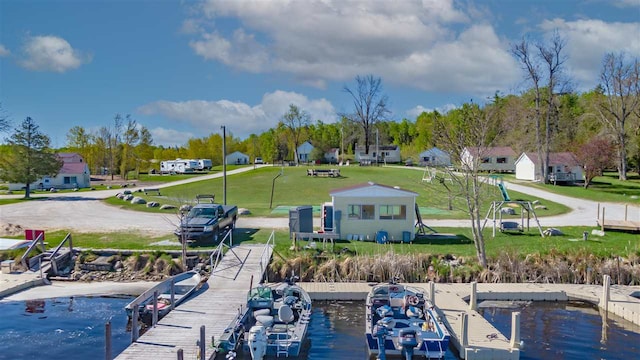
[
  {"left": 255, "top": 315, "right": 274, "bottom": 327},
  {"left": 254, "top": 308, "right": 271, "bottom": 317},
  {"left": 278, "top": 304, "right": 295, "bottom": 323}
]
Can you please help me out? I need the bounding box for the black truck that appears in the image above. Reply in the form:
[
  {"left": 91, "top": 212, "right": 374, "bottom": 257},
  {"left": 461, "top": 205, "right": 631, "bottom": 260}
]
[{"left": 174, "top": 198, "right": 238, "bottom": 245}]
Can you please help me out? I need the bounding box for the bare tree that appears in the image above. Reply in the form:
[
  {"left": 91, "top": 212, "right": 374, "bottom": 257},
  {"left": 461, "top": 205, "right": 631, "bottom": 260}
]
[
  {"left": 120, "top": 115, "right": 139, "bottom": 179},
  {"left": 512, "top": 32, "right": 568, "bottom": 183},
  {"left": 538, "top": 31, "right": 568, "bottom": 183},
  {"left": 596, "top": 52, "right": 640, "bottom": 180},
  {"left": 0, "top": 103, "right": 10, "bottom": 133},
  {"left": 282, "top": 104, "right": 310, "bottom": 165},
  {"left": 342, "top": 75, "right": 390, "bottom": 155},
  {"left": 433, "top": 102, "right": 504, "bottom": 268},
  {"left": 512, "top": 39, "right": 544, "bottom": 181}
]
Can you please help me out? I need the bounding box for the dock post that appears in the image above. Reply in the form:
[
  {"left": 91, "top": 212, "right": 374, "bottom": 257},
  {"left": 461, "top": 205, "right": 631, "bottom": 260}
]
[
  {"left": 460, "top": 312, "right": 468, "bottom": 359},
  {"left": 131, "top": 304, "right": 139, "bottom": 342},
  {"left": 625, "top": 204, "right": 628, "bottom": 221},
  {"left": 469, "top": 282, "right": 477, "bottom": 311},
  {"left": 429, "top": 281, "right": 436, "bottom": 305},
  {"left": 105, "top": 321, "right": 112, "bottom": 360},
  {"left": 601, "top": 274, "right": 611, "bottom": 312},
  {"left": 601, "top": 207, "right": 605, "bottom": 232},
  {"left": 200, "top": 325, "right": 206, "bottom": 360},
  {"left": 170, "top": 278, "right": 176, "bottom": 311},
  {"left": 509, "top": 312, "right": 521, "bottom": 349},
  {"left": 152, "top": 290, "right": 159, "bottom": 327},
  {"left": 177, "top": 349, "right": 183, "bottom": 360}
]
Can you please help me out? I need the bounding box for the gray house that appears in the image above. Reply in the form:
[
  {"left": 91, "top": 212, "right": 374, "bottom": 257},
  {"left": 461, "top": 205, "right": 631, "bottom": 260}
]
[{"left": 419, "top": 147, "right": 451, "bottom": 167}]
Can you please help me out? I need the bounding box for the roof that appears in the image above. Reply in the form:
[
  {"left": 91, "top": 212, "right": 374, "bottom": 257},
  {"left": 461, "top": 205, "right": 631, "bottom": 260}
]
[
  {"left": 57, "top": 152, "right": 84, "bottom": 162},
  {"left": 330, "top": 182, "right": 418, "bottom": 197},
  {"left": 60, "top": 162, "right": 88, "bottom": 174},
  {"left": 465, "top": 146, "right": 516, "bottom": 157},
  {"left": 355, "top": 144, "right": 399, "bottom": 151},
  {"left": 226, "top": 151, "right": 248, "bottom": 157},
  {"left": 419, "top": 147, "right": 449, "bottom": 157},
  {"left": 518, "top": 152, "right": 580, "bottom": 167}
]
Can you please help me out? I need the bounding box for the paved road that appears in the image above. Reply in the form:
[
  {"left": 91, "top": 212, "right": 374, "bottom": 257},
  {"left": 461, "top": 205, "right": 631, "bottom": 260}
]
[{"left": 0, "top": 166, "right": 638, "bottom": 235}]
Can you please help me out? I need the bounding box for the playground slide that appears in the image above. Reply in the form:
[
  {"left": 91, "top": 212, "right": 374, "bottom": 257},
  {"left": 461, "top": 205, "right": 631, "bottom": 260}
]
[{"left": 497, "top": 182, "right": 510, "bottom": 201}]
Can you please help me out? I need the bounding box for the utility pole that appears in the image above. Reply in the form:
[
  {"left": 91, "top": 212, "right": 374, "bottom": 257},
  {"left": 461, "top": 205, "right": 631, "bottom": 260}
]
[
  {"left": 221, "top": 125, "right": 227, "bottom": 205},
  {"left": 375, "top": 128, "right": 379, "bottom": 166}
]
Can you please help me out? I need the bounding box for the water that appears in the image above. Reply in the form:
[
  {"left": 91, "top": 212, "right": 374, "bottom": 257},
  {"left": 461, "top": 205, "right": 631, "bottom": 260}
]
[
  {"left": 0, "top": 298, "right": 638, "bottom": 359},
  {"left": 0, "top": 296, "right": 132, "bottom": 360},
  {"left": 478, "top": 300, "right": 640, "bottom": 360}
]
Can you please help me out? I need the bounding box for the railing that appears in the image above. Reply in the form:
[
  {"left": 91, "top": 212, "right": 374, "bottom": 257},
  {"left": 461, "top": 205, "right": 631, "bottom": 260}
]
[
  {"left": 258, "top": 231, "right": 275, "bottom": 283},
  {"left": 548, "top": 172, "right": 576, "bottom": 183},
  {"left": 20, "top": 232, "right": 46, "bottom": 270},
  {"left": 47, "top": 233, "right": 73, "bottom": 275}
]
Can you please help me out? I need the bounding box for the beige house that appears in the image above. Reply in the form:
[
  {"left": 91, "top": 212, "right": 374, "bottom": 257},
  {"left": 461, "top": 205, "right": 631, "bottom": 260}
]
[
  {"left": 329, "top": 182, "right": 417, "bottom": 242},
  {"left": 461, "top": 146, "right": 516, "bottom": 172}
]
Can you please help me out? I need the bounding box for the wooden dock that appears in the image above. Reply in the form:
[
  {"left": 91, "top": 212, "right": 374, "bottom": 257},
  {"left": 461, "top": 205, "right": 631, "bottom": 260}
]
[
  {"left": 115, "top": 244, "right": 272, "bottom": 360},
  {"left": 597, "top": 219, "right": 640, "bottom": 231}
]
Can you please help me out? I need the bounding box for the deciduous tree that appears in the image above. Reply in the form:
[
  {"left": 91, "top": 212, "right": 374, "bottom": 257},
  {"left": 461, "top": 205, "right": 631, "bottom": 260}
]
[
  {"left": 342, "top": 75, "right": 390, "bottom": 155},
  {"left": 577, "top": 137, "right": 616, "bottom": 188},
  {"left": 595, "top": 52, "right": 640, "bottom": 180},
  {"left": 282, "top": 104, "right": 310, "bottom": 165},
  {"left": 0, "top": 117, "right": 63, "bottom": 198}
]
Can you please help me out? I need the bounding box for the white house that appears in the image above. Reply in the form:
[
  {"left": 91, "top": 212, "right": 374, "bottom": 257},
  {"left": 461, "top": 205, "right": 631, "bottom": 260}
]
[
  {"left": 225, "top": 151, "right": 249, "bottom": 165},
  {"left": 461, "top": 146, "right": 516, "bottom": 172},
  {"left": 324, "top": 148, "right": 340, "bottom": 163},
  {"left": 419, "top": 147, "right": 451, "bottom": 167},
  {"left": 515, "top": 152, "right": 583, "bottom": 183},
  {"left": 297, "top": 141, "right": 314, "bottom": 163},
  {"left": 355, "top": 145, "right": 401, "bottom": 163},
  {"left": 9, "top": 152, "right": 90, "bottom": 190},
  {"left": 329, "top": 182, "right": 417, "bottom": 242}
]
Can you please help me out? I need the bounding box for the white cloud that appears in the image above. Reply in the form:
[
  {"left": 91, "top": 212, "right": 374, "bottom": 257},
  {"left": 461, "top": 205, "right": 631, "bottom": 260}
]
[
  {"left": 186, "top": 0, "right": 517, "bottom": 93},
  {"left": 20, "top": 35, "right": 90, "bottom": 72},
  {"left": 150, "top": 127, "right": 195, "bottom": 147},
  {"left": 539, "top": 19, "right": 640, "bottom": 89},
  {"left": 612, "top": 0, "right": 640, "bottom": 7},
  {"left": 138, "top": 91, "right": 336, "bottom": 140},
  {"left": 0, "top": 44, "right": 10, "bottom": 57},
  {"left": 406, "top": 103, "right": 458, "bottom": 118}
]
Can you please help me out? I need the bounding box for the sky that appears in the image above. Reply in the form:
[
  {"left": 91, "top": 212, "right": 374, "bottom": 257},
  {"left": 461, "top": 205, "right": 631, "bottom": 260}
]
[{"left": 0, "top": 0, "right": 639, "bottom": 147}]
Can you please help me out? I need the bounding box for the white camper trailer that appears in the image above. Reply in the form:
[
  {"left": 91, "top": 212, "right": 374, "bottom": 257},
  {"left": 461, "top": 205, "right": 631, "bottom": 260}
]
[{"left": 160, "top": 159, "right": 199, "bottom": 174}]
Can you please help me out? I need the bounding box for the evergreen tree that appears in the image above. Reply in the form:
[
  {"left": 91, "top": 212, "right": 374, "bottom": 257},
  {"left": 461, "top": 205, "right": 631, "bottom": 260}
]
[{"left": 0, "top": 117, "right": 63, "bottom": 198}]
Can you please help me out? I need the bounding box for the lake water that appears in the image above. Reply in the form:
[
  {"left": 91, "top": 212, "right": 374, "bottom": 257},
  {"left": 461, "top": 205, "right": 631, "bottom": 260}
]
[{"left": 0, "top": 297, "right": 638, "bottom": 359}]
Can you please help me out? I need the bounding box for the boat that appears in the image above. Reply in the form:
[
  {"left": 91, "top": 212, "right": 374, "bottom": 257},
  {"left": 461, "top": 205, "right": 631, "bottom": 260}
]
[
  {"left": 124, "top": 270, "right": 202, "bottom": 324},
  {"left": 365, "top": 280, "right": 450, "bottom": 359},
  {"left": 216, "top": 276, "right": 312, "bottom": 359}
]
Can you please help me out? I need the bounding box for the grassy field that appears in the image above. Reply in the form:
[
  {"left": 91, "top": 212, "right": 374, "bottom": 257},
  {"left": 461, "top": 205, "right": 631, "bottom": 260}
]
[
  {"left": 103, "top": 165, "right": 570, "bottom": 219},
  {"left": 9, "top": 226, "right": 638, "bottom": 260},
  {"left": 505, "top": 172, "right": 640, "bottom": 205}
]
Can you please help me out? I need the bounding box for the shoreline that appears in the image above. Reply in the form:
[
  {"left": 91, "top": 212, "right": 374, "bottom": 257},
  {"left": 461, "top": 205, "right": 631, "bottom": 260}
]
[{"left": 1, "top": 280, "right": 158, "bottom": 302}]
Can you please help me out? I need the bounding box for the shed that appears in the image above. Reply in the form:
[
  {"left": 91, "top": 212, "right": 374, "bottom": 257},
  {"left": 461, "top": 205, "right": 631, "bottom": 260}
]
[
  {"left": 515, "top": 152, "right": 583, "bottom": 182},
  {"left": 461, "top": 146, "right": 516, "bottom": 172},
  {"left": 419, "top": 147, "right": 451, "bottom": 167},
  {"left": 329, "top": 182, "right": 417, "bottom": 242},
  {"left": 324, "top": 148, "right": 340, "bottom": 163},
  {"left": 297, "top": 141, "right": 314, "bottom": 163},
  {"left": 226, "top": 151, "right": 250, "bottom": 165}
]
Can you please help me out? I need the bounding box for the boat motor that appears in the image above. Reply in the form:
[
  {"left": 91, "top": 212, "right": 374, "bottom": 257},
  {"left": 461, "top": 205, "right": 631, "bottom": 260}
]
[
  {"left": 248, "top": 325, "right": 267, "bottom": 360},
  {"left": 398, "top": 328, "right": 418, "bottom": 360},
  {"left": 374, "top": 316, "right": 394, "bottom": 360}
]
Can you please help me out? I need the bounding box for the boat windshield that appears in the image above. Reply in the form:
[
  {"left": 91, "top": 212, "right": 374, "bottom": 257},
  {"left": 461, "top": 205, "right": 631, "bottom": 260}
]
[{"left": 248, "top": 286, "right": 272, "bottom": 301}]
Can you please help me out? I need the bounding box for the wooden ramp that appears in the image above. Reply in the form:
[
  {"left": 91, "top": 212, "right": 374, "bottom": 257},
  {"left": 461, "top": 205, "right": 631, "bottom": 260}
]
[
  {"left": 597, "top": 219, "right": 640, "bottom": 232},
  {"left": 116, "top": 244, "right": 272, "bottom": 360}
]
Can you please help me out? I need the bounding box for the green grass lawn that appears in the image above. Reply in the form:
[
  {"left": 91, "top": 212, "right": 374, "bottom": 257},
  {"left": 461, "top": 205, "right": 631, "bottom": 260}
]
[
  {"left": 505, "top": 172, "right": 640, "bottom": 205},
  {"left": 14, "top": 226, "right": 638, "bottom": 260},
  {"left": 103, "top": 166, "right": 569, "bottom": 219}
]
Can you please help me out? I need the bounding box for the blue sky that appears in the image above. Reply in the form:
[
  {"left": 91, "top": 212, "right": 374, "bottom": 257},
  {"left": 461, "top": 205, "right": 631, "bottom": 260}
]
[{"left": 1, "top": 0, "right": 639, "bottom": 147}]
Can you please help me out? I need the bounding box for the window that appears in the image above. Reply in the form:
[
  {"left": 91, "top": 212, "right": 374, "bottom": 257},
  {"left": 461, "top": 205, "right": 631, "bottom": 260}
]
[
  {"left": 496, "top": 157, "right": 507, "bottom": 164},
  {"left": 63, "top": 176, "right": 77, "bottom": 184},
  {"left": 348, "top": 204, "right": 375, "bottom": 219},
  {"left": 481, "top": 157, "right": 491, "bottom": 163},
  {"left": 379, "top": 205, "right": 407, "bottom": 220}
]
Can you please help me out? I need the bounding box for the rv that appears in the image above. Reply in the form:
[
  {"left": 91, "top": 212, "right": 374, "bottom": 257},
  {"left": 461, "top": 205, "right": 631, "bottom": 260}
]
[{"left": 160, "top": 159, "right": 199, "bottom": 174}]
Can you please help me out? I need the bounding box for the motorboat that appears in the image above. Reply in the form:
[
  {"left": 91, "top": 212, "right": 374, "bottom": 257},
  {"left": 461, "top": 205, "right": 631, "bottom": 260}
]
[
  {"left": 365, "top": 280, "right": 450, "bottom": 359},
  {"left": 217, "top": 276, "right": 312, "bottom": 359}
]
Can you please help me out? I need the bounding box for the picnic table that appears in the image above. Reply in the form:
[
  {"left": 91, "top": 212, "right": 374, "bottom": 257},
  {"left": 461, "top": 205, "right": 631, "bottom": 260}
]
[{"left": 306, "top": 169, "right": 340, "bottom": 177}]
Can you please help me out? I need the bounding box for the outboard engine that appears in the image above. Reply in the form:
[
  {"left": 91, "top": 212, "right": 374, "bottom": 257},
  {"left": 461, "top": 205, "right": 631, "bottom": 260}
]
[
  {"left": 248, "top": 325, "right": 267, "bottom": 360},
  {"left": 398, "top": 328, "right": 418, "bottom": 360},
  {"left": 374, "top": 317, "right": 393, "bottom": 360}
]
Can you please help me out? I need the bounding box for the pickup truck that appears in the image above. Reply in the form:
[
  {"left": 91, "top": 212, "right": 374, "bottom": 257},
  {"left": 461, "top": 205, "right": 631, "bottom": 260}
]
[{"left": 174, "top": 203, "right": 238, "bottom": 245}]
